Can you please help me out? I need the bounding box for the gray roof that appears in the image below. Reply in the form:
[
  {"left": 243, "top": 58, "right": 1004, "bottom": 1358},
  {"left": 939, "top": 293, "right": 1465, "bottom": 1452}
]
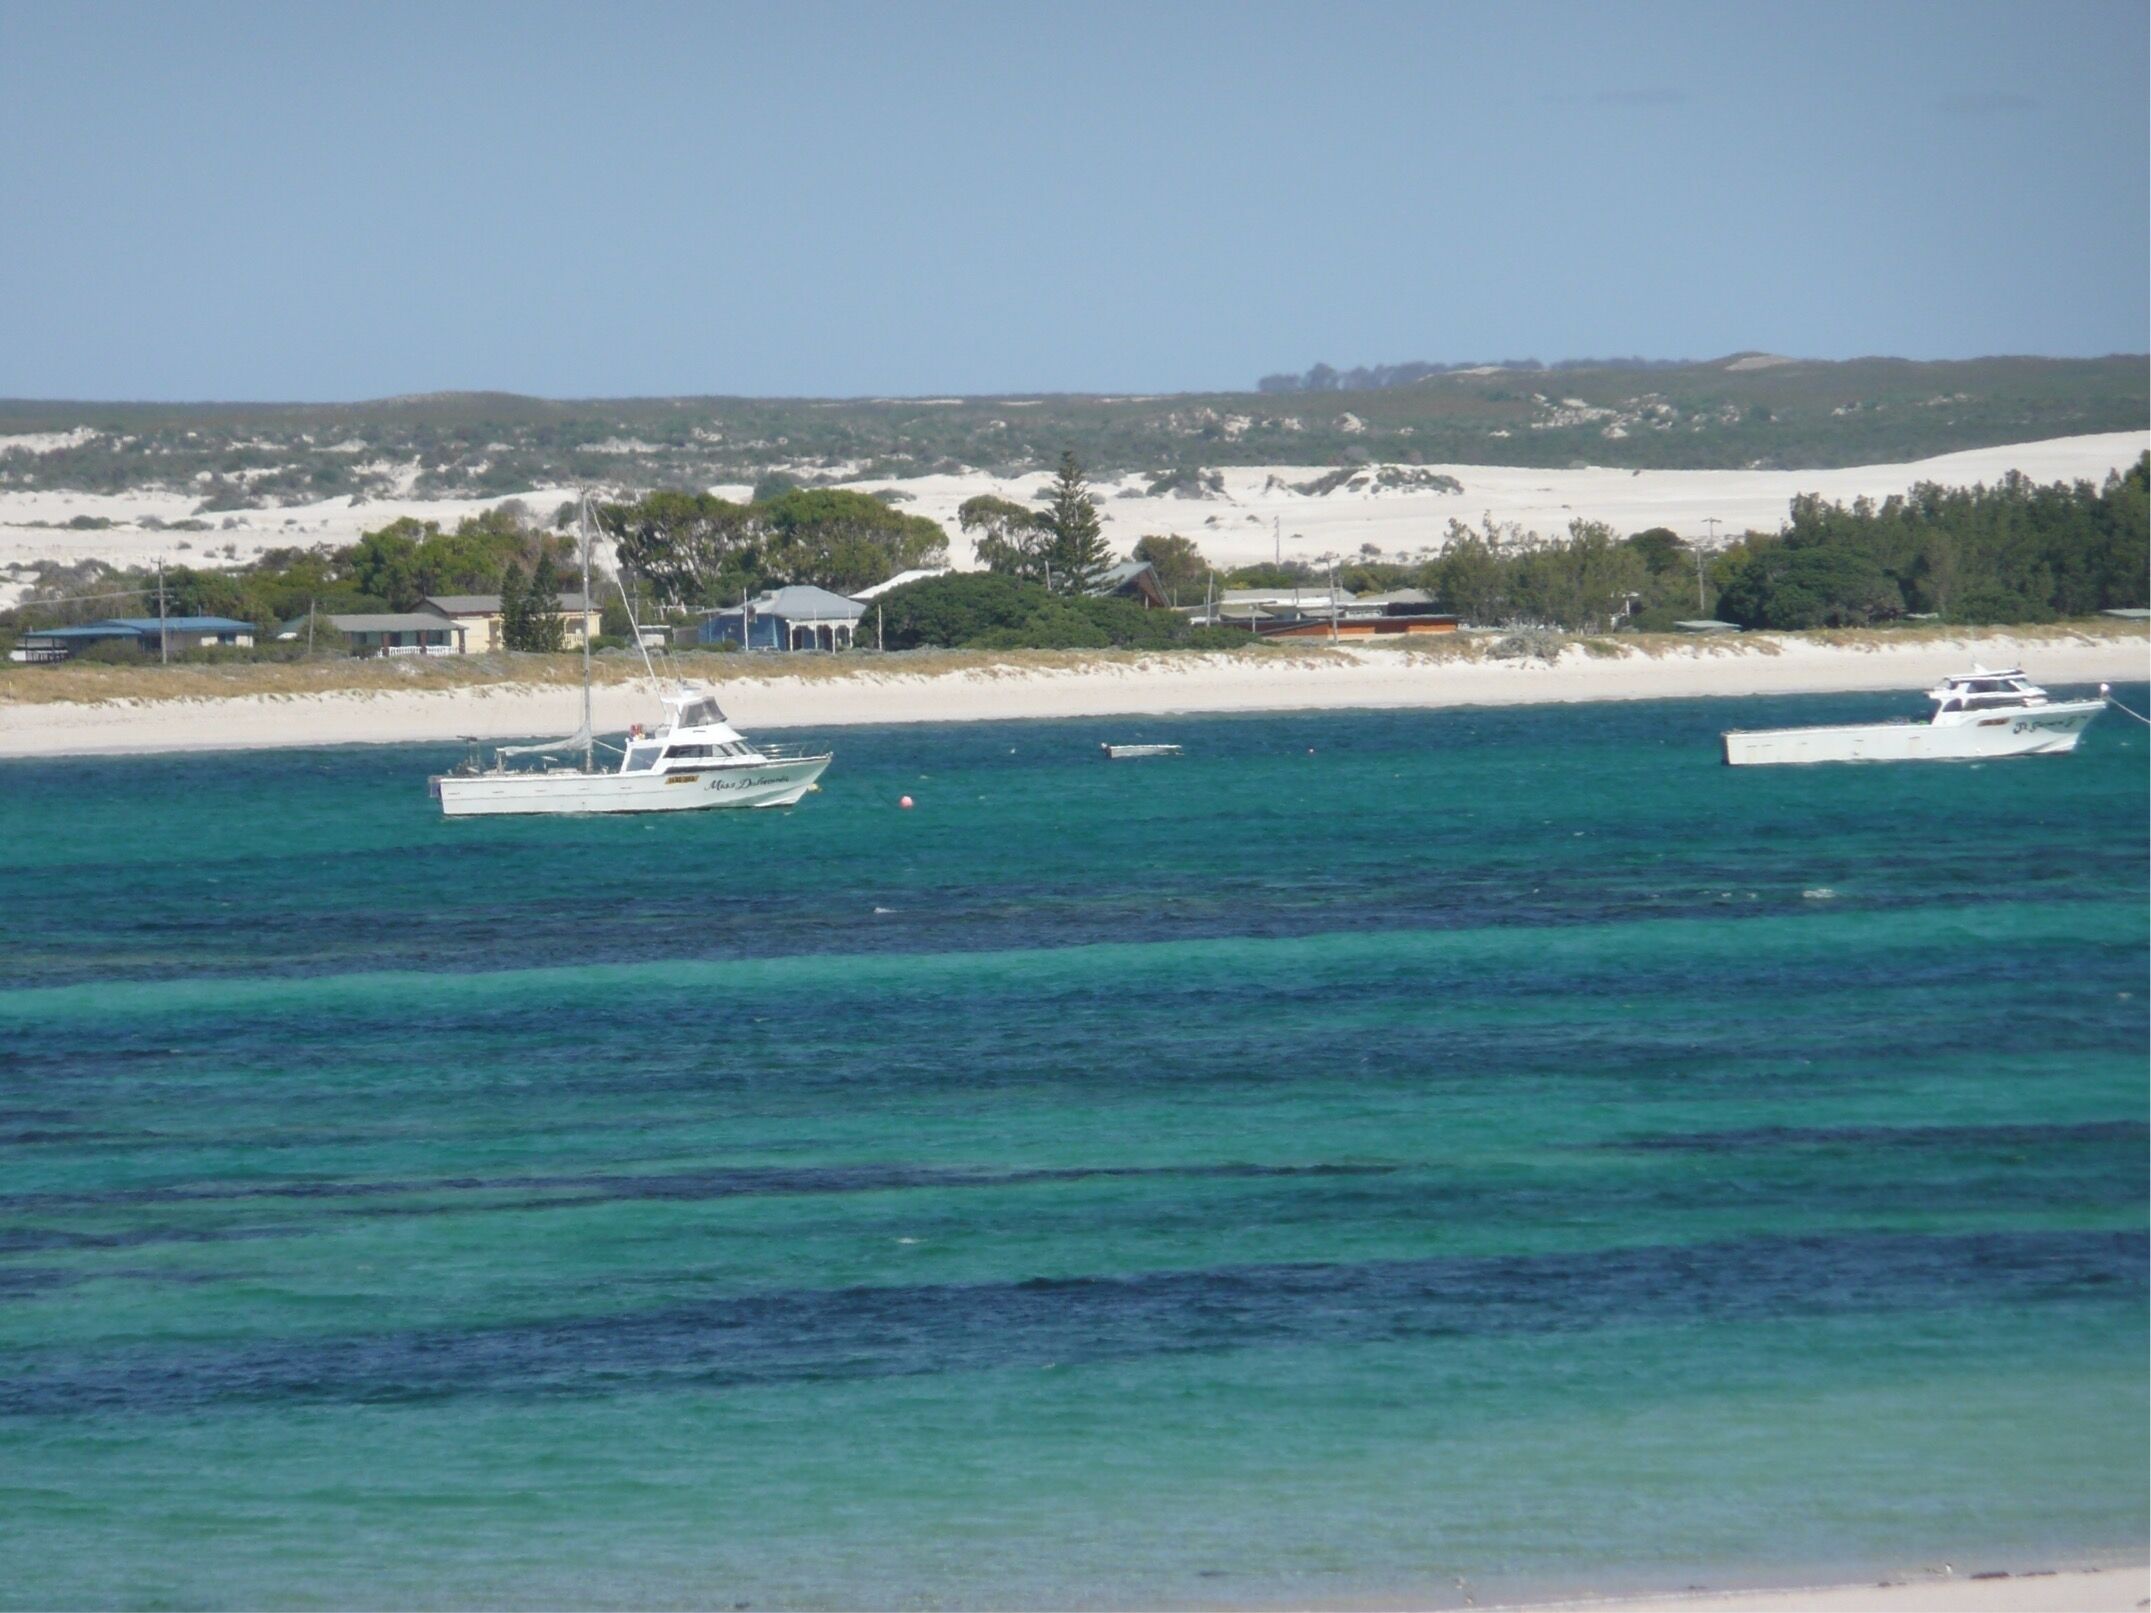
[
  {"left": 716, "top": 585, "right": 864, "bottom": 622},
  {"left": 1091, "top": 560, "right": 1153, "bottom": 586},
  {"left": 1220, "top": 586, "right": 1355, "bottom": 607},
  {"left": 1674, "top": 619, "right": 1742, "bottom": 632},
  {"left": 1354, "top": 588, "right": 1433, "bottom": 607},
  {"left": 422, "top": 592, "right": 592, "bottom": 616},
  {"left": 313, "top": 613, "right": 468, "bottom": 633}
]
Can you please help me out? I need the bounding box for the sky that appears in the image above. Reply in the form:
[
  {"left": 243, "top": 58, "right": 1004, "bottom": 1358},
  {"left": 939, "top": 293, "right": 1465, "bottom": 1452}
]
[{"left": 1, "top": 0, "right": 2145, "bottom": 400}]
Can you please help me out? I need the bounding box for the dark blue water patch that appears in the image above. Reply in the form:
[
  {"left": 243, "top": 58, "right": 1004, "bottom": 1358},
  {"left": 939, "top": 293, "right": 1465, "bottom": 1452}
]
[
  {"left": 1608, "top": 1120, "right": 2151, "bottom": 1153},
  {"left": 0, "top": 1266, "right": 75, "bottom": 1298},
  {"left": 0, "top": 1128, "right": 132, "bottom": 1145},
  {"left": 0, "top": 1221, "right": 301, "bottom": 1253},
  {"left": 4, "top": 1229, "right": 2138, "bottom": 1419},
  {"left": 7, "top": 1139, "right": 2139, "bottom": 1266},
  {"left": 0, "top": 1159, "right": 1398, "bottom": 1215}
]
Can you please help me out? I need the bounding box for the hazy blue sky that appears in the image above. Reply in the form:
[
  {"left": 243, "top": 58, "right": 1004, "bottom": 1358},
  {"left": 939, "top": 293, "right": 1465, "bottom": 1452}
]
[{"left": 2, "top": 0, "right": 2144, "bottom": 400}]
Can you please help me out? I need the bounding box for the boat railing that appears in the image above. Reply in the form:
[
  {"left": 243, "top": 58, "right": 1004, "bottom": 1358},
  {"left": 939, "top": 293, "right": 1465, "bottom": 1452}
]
[{"left": 751, "top": 742, "right": 832, "bottom": 762}]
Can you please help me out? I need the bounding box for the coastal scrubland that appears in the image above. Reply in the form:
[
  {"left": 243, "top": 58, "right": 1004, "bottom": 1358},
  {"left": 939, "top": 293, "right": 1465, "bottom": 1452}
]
[{"left": 2, "top": 356, "right": 2143, "bottom": 510}]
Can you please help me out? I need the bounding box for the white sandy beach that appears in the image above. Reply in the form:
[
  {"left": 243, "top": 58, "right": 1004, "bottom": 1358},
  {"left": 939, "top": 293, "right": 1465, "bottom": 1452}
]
[
  {"left": 2, "top": 631, "right": 2142, "bottom": 759},
  {"left": 1502, "top": 1563, "right": 2147, "bottom": 1613}
]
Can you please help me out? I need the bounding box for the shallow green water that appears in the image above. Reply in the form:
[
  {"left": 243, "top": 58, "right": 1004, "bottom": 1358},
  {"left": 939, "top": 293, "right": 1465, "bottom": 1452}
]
[{"left": 1, "top": 689, "right": 2144, "bottom": 1608}]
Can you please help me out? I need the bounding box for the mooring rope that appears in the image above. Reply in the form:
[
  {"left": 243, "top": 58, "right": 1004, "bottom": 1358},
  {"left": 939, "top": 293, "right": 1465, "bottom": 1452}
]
[{"left": 2101, "top": 684, "right": 2151, "bottom": 727}]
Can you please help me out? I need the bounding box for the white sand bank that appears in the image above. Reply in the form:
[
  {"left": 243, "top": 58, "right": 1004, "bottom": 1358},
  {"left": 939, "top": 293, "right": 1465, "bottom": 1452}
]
[
  {"left": 1500, "top": 1563, "right": 2146, "bottom": 1613},
  {"left": 2, "top": 632, "right": 2143, "bottom": 759}
]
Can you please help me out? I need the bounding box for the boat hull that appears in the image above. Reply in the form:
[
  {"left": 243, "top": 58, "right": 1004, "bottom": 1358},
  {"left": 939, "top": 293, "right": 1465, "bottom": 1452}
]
[
  {"left": 433, "top": 755, "right": 831, "bottom": 815},
  {"left": 1723, "top": 700, "right": 2103, "bottom": 766}
]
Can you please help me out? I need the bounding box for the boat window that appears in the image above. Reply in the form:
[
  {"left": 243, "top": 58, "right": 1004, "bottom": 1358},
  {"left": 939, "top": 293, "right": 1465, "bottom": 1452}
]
[
  {"left": 665, "top": 743, "right": 713, "bottom": 760},
  {"left": 680, "top": 699, "right": 725, "bottom": 727},
  {"left": 623, "top": 744, "right": 662, "bottom": 772}
]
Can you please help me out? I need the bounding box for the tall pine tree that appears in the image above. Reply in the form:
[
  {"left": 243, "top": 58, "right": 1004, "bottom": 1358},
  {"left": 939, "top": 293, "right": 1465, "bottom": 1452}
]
[
  {"left": 1036, "top": 450, "right": 1110, "bottom": 595},
  {"left": 524, "top": 552, "right": 567, "bottom": 652},
  {"left": 499, "top": 561, "right": 531, "bottom": 652}
]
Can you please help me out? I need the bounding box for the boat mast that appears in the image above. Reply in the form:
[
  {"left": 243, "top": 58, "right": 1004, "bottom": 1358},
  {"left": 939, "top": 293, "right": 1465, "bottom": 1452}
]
[{"left": 579, "top": 494, "right": 594, "bottom": 775}]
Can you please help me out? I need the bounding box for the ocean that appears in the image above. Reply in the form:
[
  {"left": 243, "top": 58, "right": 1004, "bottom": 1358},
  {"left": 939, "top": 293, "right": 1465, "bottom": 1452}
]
[{"left": 1, "top": 687, "right": 2144, "bottom": 1609}]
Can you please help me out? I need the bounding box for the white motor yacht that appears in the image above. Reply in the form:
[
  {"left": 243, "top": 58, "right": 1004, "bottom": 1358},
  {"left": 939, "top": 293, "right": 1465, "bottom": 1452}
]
[
  {"left": 432, "top": 688, "right": 830, "bottom": 815},
  {"left": 430, "top": 495, "right": 832, "bottom": 816},
  {"left": 1722, "top": 668, "right": 2106, "bottom": 766}
]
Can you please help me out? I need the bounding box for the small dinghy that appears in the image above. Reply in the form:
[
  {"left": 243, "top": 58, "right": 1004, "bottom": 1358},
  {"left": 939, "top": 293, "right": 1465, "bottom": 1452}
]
[{"left": 1101, "top": 743, "right": 1184, "bottom": 760}]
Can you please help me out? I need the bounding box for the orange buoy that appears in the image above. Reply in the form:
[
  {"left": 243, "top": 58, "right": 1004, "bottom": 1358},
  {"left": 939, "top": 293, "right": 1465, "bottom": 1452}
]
[{"left": 899, "top": 795, "right": 915, "bottom": 809}]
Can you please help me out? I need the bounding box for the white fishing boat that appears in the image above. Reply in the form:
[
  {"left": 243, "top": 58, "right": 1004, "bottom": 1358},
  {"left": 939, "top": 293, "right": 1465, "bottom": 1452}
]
[
  {"left": 1101, "top": 742, "right": 1183, "bottom": 759},
  {"left": 430, "top": 499, "right": 832, "bottom": 816},
  {"left": 1722, "top": 669, "right": 2107, "bottom": 766}
]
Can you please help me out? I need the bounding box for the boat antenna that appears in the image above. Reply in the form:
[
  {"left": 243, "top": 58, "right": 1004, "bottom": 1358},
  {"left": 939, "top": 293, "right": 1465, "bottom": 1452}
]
[
  {"left": 590, "top": 489, "right": 670, "bottom": 707},
  {"left": 578, "top": 494, "right": 595, "bottom": 775}
]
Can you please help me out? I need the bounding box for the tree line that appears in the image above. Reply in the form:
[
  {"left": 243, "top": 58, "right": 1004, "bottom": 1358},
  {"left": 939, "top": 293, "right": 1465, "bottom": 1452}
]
[
  {"left": 0, "top": 501, "right": 577, "bottom": 653},
  {"left": 1112, "top": 455, "right": 2150, "bottom": 634},
  {"left": 599, "top": 487, "right": 948, "bottom": 607},
  {"left": 1257, "top": 356, "right": 1697, "bottom": 393},
  {"left": 1709, "top": 457, "right": 2148, "bottom": 628}
]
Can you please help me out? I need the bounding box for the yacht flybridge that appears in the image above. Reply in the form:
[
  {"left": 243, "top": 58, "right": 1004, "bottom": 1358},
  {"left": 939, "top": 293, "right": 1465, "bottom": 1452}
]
[
  {"left": 1721, "top": 668, "right": 2106, "bottom": 766},
  {"left": 430, "top": 497, "right": 832, "bottom": 816}
]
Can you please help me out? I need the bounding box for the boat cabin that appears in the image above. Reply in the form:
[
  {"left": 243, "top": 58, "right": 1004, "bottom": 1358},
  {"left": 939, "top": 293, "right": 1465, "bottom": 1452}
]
[
  {"left": 1926, "top": 669, "right": 2050, "bottom": 715},
  {"left": 617, "top": 691, "right": 765, "bottom": 774}
]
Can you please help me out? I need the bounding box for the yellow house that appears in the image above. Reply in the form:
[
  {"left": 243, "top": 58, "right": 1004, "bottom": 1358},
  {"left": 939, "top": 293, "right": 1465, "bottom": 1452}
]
[{"left": 420, "top": 592, "right": 596, "bottom": 653}]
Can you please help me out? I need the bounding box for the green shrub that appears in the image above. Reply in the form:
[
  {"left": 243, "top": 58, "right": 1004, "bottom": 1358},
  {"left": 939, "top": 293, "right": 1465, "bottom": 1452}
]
[
  {"left": 1946, "top": 586, "right": 2056, "bottom": 626},
  {"left": 1187, "top": 625, "right": 1264, "bottom": 650},
  {"left": 876, "top": 573, "right": 1054, "bottom": 649},
  {"left": 971, "top": 603, "right": 1115, "bottom": 650},
  {"left": 75, "top": 637, "right": 148, "bottom": 664}
]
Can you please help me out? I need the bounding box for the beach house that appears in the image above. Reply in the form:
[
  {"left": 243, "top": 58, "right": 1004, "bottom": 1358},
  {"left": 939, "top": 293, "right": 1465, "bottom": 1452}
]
[
  {"left": 9, "top": 616, "right": 257, "bottom": 663},
  {"left": 1195, "top": 586, "right": 1458, "bottom": 638},
  {"left": 1088, "top": 560, "right": 1171, "bottom": 609},
  {"left": 698, "top": 585, "right": 866, "bottom": 651},
  {"left": 419, "top": 592, "right": 597, "bottom": 652},
  {"left": 286, "top": 612, "right": 468, "bottom": 656}
]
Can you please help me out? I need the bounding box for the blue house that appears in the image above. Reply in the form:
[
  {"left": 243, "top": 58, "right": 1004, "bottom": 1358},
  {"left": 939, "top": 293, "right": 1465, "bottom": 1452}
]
[
  {"left": 699, "top": 585, "right": 866, "bottom": 651},
  {"left": 10, "top": 616, "right": 256, "bottom": 664}
]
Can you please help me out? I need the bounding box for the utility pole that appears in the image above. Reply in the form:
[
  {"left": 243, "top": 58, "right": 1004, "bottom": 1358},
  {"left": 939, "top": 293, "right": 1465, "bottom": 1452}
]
[
  {"left": 307, "top": 597, "right": 315, "bottom": 655},
  {"left": 1273, "top": 516, "right": 1281, "bottom": 568},
  {"left": 877, "top": 603, "right": 884, "bottom": 652},
  {"left": 156, "top": 558, "right": 168, "bottom": 665},
  {"left": 1700, "top": 518, "right": 1721, "bottom": 613}
]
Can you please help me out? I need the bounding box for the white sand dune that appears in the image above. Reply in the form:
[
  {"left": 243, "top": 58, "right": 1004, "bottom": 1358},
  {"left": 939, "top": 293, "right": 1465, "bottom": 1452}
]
[
  {"left": 0, "top": 434, "right": 2142, "bottom": 591},
  {"left": 3, "top": 631, "right": 2141, "bottom": 759},
  {"left": 859, "top": 431, "right": 2150, "bottom": 570}
]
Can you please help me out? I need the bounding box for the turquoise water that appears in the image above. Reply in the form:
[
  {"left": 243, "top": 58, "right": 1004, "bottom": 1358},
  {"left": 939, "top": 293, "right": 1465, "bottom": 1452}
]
[{"left": 1, "top": 688, "right": 2144, "bottom": 1610}]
